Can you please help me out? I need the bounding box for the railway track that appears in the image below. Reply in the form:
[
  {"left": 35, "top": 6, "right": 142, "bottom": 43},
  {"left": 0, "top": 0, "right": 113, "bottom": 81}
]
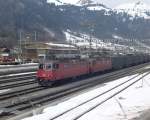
[
  {"left": 0, "top": 80, "right": 37, "bottom": 90},
  {"left": 0, "top": 73, "right": 37, "bottom": 90},
  {"left": 0, "top": 86, "right": 44, "bottom": 101},
  {"left": 0, "top": 63, "right": 150, "bottom": 120},
  {"left": 0, "top": 72, "right": 36, "bottom": 80},
  {"left": 49, "top": 72, "right": 150, "bottom": 120}
]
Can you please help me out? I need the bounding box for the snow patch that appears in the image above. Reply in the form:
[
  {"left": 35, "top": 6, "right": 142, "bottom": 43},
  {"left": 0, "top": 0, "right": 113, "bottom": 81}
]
[
  {"left": 87, "top": 6, "right": 110, "bottom": 13},
  {"left": 0, "top": 89, "right": 10, "bottom": 94},
  {"left": 64, "top": 31, "right": 129, "bottom": 51},
  {"left": 47, "top": 0, "right": 81, "bottom": 6},
  {"left": 46, "top": 42, "right": 75, "bottom": 48},
  {"left": 114, "top": 1, "right": 150, "bottom": 19},
  {"left": 47, "top": 0, "right": 64, "bottom": 5}
]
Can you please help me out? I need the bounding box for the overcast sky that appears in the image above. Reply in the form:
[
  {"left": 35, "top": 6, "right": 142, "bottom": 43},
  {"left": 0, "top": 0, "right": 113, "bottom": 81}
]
[{"left": 96, "top": 0, "right": 150, "bottom": 8}]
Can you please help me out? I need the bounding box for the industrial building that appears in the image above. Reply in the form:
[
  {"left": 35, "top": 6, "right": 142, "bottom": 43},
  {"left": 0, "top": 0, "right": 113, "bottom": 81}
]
[{"left": 21, "top": 42, "right": 79, "bottom": 62}]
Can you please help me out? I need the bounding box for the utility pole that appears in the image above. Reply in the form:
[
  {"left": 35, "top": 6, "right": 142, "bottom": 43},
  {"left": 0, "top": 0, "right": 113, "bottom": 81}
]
[
  {"left": 89, "top": 32, "right": 92, "bottom": 58},
  {"left": 34, "top": 31, "right": 37, "bottom": 41},
  {"left": 89, "top": 27, "right": 94, "bottom": 58},
  {"left": 19, "top": 31, "right": 22, "bottom": 64}
]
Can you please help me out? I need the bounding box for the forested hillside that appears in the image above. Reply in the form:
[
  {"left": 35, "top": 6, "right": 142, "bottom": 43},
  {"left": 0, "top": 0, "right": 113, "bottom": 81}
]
[{"left": 0, "top": 0, "right": 150, "bottom": 47}]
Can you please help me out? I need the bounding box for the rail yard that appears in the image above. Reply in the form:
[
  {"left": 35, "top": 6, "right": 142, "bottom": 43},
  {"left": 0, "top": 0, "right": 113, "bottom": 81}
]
[
  {"left": 0, "top": 62, "right": 150, "bottom": 120},
  {"left": 1, "top": 0, "right": 150, "bottom": 119}
]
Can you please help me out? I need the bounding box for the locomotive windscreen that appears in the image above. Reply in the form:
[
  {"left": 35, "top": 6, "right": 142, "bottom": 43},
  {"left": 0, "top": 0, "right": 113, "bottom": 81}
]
[
  {"left": 53, "top": 64, "right": 59, "bottom": 69},
  {"left": 39, "top": 64, "right": 44, "bottom": 69},
  {"left": 46, "top": 64, "right": 52, "bottom": 69},
  {"left": 39, "top": 62, "right": 59, "bottom": 70}
]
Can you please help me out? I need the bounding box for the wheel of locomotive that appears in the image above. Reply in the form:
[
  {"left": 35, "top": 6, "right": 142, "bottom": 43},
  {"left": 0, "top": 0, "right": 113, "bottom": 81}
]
[
  {"left": 37, "top": 79, "right": 45, "bottom": 86},
  {"left": 37, "top": 79, "right": 53, "bottom": 87}
]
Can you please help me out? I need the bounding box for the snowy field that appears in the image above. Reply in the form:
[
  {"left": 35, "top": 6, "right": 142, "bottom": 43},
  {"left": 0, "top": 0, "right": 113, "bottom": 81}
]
[{"left": 21, "top": 72, "right": 150, "bottom": 120}]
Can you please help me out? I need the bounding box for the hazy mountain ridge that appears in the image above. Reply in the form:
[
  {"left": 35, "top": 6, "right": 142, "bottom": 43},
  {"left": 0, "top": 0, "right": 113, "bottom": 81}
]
[
  {"left": 0, "top": 0, "right": 150, "bottom": 47},
  {"left": 48, "top": 0, "right": 150, "bottom": 19}
]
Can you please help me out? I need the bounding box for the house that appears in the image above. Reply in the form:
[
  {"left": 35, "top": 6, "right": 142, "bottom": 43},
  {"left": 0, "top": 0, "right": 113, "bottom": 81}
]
[{"left": 21, "top": 41, "right": 79, "bottom": 62}]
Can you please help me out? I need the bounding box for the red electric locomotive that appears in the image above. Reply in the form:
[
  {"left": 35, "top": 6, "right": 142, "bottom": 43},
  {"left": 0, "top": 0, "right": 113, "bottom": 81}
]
[{"left": 36, "top": 58, "right": 112, "bottom": 86}]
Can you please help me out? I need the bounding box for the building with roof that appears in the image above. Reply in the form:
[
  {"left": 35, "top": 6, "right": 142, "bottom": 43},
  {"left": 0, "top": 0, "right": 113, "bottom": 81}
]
[{"left": 21, "top": 42, "right": 79, "bottom": 62}]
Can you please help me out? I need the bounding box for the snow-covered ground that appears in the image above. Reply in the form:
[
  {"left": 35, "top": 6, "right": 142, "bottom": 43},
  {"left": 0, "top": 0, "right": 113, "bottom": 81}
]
[
  {"left": 46, "top": 42, "right": 75, "bottom": 48},
  {"left": 114, "top": 1, "right": 150, "bottom": 19},
  {"left": 86, "top": 5, "right": 111, "bottom": 14},
  {"left": 22, "top": 71, "right": 150, "bottom": 120},
  {"left": 64, "top": 30, "right": 150, "bottom": 54},
  {"left": 64, "top": 30, "right": 131, "bottom": 52},
  {"left": 47, "top": 0, "right": 100, "bottom": 6},
  {"left": 0, "top": 89, "right": 10, "bottom": 94},
  {"left": 47, "top": 0, "right": 63, "bottom": 5},
  {"left": 87, "top": 6, "right": 108, "bottom": 11},
  {"left": 47, "top": 0, "right": 150, "bottom": 20}
]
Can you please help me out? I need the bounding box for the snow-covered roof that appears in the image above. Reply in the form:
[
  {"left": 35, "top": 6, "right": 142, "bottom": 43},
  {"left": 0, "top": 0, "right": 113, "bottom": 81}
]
[{"left": 46, "top": 43, "right": 75, "bottom": 48}]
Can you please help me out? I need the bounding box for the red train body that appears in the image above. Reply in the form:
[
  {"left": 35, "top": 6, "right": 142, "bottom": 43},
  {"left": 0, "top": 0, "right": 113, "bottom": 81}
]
[
  {"left": 36, "top": 53, "right": 150, "bottom": 86},
  {"left": 37, "top": 58, "right": 112, "bottom": 86}
]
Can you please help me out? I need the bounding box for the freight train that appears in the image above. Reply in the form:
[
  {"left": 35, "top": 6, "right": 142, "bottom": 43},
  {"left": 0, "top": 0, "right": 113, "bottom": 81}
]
[{"left": 36, "top": 54, "right": 150, "bottom": 86}]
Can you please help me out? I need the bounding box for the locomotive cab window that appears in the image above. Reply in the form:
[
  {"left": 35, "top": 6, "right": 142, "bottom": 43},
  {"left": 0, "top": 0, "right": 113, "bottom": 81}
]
[
  {"left": 39, "top": 64, "right": 44, "bottom": 69},
  {"left": 46, "top": 64, "right": 52, "bottom": 70},
  {"left": 53, "top": 63, "right": 59, "bottom": 69}
]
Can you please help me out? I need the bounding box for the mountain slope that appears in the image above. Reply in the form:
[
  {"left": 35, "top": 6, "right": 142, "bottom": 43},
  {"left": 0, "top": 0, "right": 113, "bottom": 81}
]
[
  {"left": 114, "top": 1, "right": 150, "bottom": 19},
  {"left": 47, "top": 0, "right": 100, "bottom": 6},
  {"left": 47, "top": 0, "right": 63, "bottom": 5},
  {"left": 0, "top": 0, "right": 150, "bottom": 47},
  {"left": 47, "top": 0, "right": 80, "bottom": 5}
]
